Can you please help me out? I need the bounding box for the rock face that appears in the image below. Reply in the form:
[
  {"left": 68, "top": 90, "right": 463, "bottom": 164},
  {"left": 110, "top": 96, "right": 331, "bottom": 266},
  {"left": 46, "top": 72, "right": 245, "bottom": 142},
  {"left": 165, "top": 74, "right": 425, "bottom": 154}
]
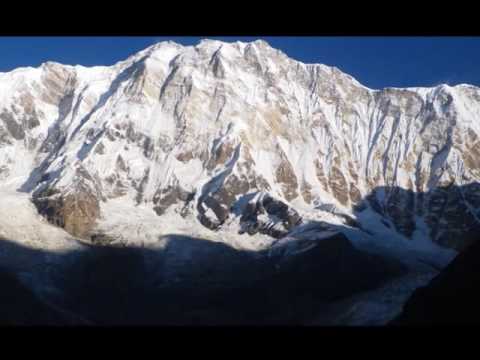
[
  {"left": 33, "top": 187, "right": 100, "bottom": 239},
  {"left": 237, "top": 192, "right": 302, "bottom": 238},
  {"left": 359, "top": 183, "right": 480, "bottom": 250},
  {"left": 0, "top": 39, "right": 480, "bottom": 249}
]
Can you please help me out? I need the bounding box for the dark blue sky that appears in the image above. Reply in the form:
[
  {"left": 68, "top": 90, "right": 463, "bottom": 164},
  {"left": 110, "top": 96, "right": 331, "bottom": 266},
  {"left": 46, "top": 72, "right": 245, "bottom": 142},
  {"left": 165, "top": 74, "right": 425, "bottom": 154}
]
[{"left": 1, "top": 36, "right": 479, "bottom": 90}]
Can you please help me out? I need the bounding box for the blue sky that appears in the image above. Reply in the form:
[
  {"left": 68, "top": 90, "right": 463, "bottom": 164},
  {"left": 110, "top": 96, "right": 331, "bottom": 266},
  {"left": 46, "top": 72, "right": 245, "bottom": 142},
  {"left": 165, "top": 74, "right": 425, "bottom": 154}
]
[{"left": 1, "top": 36, "right": 479, "bottom": 89}]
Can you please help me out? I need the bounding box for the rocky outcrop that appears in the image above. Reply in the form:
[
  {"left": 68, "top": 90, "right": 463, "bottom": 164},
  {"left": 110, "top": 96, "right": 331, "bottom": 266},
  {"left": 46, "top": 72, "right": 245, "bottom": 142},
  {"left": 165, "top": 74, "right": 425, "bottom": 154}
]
[
  {"left": 32, "top": 166, "right": 102, "bottom": 240},
  {"left": 153, "top": 184, "right": 195, "bottom": 216},
  {"left": 361, "top": 184, "right": 480, "bottom": 251},
  {"left": 238, "top": 193, "right": 302, "bottom": 238},
  {"left": 0, "top": 110, "right": 25, "bottom": 140},
  {"left": 33, "top": 189, "right": 100, "bottom": 239}
]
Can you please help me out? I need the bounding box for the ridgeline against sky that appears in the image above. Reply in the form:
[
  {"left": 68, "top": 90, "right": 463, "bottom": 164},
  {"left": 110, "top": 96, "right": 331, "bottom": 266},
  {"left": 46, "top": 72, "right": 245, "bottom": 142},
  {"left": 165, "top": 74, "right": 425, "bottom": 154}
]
[{"left": 0, "top": 36, "right": 479, "bottom": 89}]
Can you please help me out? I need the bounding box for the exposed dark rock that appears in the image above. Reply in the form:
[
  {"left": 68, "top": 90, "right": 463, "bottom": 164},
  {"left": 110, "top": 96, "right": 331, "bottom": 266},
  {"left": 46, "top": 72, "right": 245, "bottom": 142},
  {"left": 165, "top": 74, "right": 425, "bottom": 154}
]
[
  {"left": 24, "top": 114, "right": 40, "bottom": 129},
  {"left": 339, "top": 214, "right": 362, "bottom": 228},
  {"left": 116, "top": 154, "right": 128, "bottom": 172},
  {"left": 0, "top": 127, "right": 12, "bottom": 145},
  {"left": 197, "top": 174, "right": 252, "bottom": 230},
  {"left": 0, "top": 110, "right": 25, "bottom": 140},
  {"left": 33, "top": 185, "right": 100, "bottom": 239},
  {"left": 239, "top": 193, "right": 302, "bottom": 238},
  {"left": 153, "top": 184, "right": 194, "bottom": 216},
  {"left": 205, "top": 141, "right": 236, "bottom": 171},
  {"left": 133, "top": 168, "right": 150, "bottom": 205},
  {"left": 329, "top": 166, "right": 349, "bottom": 206},
  {"left": 90, "top": 232, "right": 117, "bottom": 246},
  {"left": 197, "top": 196, "right": 230, "bottom": 230},
  {"left": 275, "top": 150, "right": 299, "bottom": 201},
  {"left": 94, "top": 141, "right": 105, "bottom": 155},
  {"left": 361, "top": 184, "right": 480, "bottom": 250},
  {"left": 40, "top": 63, "right": 77, "bottom": 106},
  {"left": 176, "top": 150, "right": 196, "bottom": 163},
  {"left": 143, "top": 136, "right": 154, "bottom": 158}
]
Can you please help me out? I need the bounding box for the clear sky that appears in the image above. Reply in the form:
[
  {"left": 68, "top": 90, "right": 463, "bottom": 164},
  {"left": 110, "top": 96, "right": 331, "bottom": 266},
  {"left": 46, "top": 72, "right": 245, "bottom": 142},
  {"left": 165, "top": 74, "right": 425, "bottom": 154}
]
[{"left": 1, "top": 36, "right": 479, "bottom": 90}]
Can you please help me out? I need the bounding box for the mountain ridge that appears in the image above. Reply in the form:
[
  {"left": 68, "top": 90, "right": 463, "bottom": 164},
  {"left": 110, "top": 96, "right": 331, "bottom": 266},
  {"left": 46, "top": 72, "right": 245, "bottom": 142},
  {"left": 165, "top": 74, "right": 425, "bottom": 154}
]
[
  {"left": 0, "top": 39, "right": 479, "bottom": 254},
  {"left": 1, "top": 39, "right": 477, "bottom": 92}
]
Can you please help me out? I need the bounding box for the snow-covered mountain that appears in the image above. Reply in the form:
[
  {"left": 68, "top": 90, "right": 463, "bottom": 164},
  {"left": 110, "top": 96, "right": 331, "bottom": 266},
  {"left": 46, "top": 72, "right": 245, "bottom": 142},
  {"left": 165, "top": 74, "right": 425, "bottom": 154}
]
[{"left": 1, "top": 39, "right": 480, "bottom": 255}]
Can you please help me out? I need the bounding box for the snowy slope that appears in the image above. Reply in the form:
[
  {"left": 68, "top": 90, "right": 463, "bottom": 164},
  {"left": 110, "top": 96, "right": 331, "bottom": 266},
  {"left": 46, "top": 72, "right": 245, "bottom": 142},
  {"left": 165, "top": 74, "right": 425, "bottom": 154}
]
[
  {"left": 0, "top": 179, "right": 82, "bottom": 253},
  {"left": 0, "top": 39, "right": 479, "bottom": 256}
]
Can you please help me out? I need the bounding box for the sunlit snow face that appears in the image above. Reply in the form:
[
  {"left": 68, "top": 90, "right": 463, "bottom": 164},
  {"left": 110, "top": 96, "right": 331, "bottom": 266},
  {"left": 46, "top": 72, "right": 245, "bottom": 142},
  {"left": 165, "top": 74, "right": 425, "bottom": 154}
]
[{"left": 0, "top": 39, "right": 479, "bottom": 255}]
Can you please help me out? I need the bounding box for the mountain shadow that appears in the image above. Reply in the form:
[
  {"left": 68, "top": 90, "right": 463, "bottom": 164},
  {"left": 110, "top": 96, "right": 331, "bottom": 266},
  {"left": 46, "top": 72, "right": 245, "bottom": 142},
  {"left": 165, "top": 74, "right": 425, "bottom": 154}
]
[
  {"left": 391, "top": 233, "right": 480, "bottom": 325},
  {"left": 0, "top": 230, "right": 406, "bottom": 326},
  {"left": 350, "top": 181, "right": 480, "bottom": 251},
  {"left": 3, "top": 181, "right": 480, "bottom": 325},
  {"left": 0, "top": 266, "right": 90, "bottom": 326}
]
